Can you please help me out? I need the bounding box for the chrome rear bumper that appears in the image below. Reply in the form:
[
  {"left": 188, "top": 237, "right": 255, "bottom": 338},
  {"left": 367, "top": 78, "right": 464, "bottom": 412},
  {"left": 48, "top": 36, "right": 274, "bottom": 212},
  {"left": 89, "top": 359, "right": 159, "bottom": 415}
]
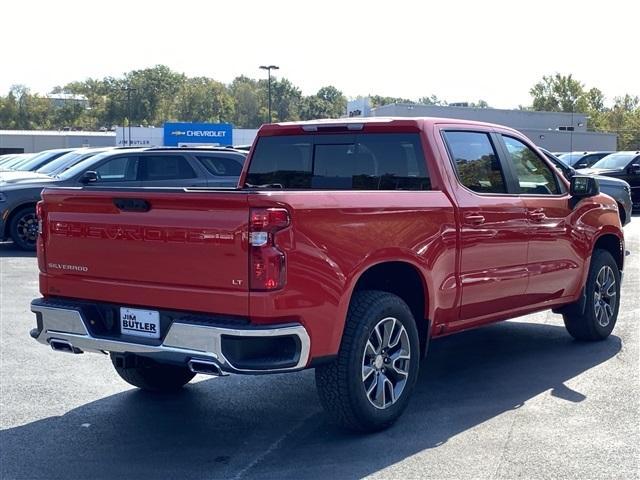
[{"left": 30, "top": 300, "right": 310, "bottom": 374}]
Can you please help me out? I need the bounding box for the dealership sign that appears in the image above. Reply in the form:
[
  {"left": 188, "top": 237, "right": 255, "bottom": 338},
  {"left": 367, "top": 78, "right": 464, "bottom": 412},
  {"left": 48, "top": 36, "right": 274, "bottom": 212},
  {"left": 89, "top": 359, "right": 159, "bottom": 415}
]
[
  {"left": 163, "top": 122, "right": 233, "bottom": 146},
  {"left": 116, "top": 126, "right": 163, "bottom": 147}
]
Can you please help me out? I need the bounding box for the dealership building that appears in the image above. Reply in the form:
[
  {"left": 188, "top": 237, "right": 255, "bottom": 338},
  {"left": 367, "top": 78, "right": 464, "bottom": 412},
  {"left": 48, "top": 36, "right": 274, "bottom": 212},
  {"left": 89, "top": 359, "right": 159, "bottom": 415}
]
[
  {"left": 347, "top": 99, "right": 617, "bottom": 151},
  {"left": 0, "top": 130, "right": 116, "bottom": 154}
]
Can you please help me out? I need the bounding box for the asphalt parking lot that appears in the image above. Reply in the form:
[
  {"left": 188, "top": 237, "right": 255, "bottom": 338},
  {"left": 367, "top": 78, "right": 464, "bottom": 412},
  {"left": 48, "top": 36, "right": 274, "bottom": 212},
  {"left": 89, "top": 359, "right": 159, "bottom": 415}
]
[{"left": 1, "top": 220, "right": 638, "bottom": 480}]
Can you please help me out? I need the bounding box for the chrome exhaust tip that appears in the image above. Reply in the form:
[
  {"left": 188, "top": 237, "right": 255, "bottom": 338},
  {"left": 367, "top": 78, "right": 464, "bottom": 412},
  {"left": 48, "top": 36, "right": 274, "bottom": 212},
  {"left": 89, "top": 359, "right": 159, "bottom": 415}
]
[
  {"left": 187, "top": 358, "right": 226, "bottom": 376},
  {"left": 49, "top": 339, "right": 82, "bottom": 354}
]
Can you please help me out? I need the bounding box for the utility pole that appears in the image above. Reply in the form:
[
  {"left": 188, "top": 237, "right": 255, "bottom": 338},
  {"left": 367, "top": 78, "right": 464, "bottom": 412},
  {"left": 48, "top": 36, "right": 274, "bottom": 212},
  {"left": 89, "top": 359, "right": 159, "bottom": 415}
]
[{"left": 259, "top": 65, "right": 279, "bottom": 123}]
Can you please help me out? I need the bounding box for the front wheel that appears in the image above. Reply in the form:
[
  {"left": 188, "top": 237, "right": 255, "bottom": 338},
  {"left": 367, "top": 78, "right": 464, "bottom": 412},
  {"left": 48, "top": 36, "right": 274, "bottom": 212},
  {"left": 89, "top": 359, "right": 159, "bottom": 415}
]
[
  {"left": 110, "top": 354, "right": 195, "bottom": 392},
  {"left": 315, "top": 290, "right": 420, "bottom": 432},
  {"left": 9, "top": 206, "right": 38, "bottom": 251},
  {"left": 563, "top": 249, "right": 621, "bottom": 341}
]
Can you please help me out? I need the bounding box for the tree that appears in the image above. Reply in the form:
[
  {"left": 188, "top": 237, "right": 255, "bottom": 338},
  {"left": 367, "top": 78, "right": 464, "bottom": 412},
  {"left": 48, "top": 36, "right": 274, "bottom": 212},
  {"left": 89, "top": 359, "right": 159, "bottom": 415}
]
[
  {"left": 269, "top": 78, "right": 302, "bottom": 122},
  {"left": 472, "top": 99, "right": 490, "bottom": 108},
  {"left": 230, "top": 76, "right": 263, "bottom": 128},
  {"left": 299, "top": 95, "right": 327, "bottom": 120},
  {"left": 530, "top": 74, "right": 640, "bottom": 149},
  {"left": 316, "top": 86, "right": 346, "bottom": 118},
  {"left": 606, "top": 95, "right": 640, "bottom": 149},
  {"left": 369, "top": 95, "right": 413, "bottom": 107},
  {"left": 0, "top": 91, "right": 18, "bottom": 128},
  {"left": 124, "top": 65, "right": 186, "bottom": 125},
  {"left": 418, "top": 95, "right": 446, "bottom": 106},
  {"left": 530, "top": 73, "right": 584, "bottom": 112},
  {"left": 173, "top": 77, "right": 234, "bottom": 123},
  {"left": 299, "top": 86, "right": 346, "bottom": 120}
]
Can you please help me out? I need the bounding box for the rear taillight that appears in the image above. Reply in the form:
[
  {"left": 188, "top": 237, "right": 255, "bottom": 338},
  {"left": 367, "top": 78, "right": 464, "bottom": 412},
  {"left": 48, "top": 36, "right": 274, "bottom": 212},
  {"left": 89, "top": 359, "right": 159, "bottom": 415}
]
[
  {"left": 249, "top": 208, "right": 290, "bottom": 291},
  {"left": 36, "top": 201, "right": 46, "bottom": 272}
]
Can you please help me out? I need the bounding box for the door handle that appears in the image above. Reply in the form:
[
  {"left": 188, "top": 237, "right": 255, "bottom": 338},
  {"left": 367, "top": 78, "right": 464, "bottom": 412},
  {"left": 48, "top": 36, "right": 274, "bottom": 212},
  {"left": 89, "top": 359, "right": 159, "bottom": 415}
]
[
  {"left": 464, "top": 213, "right": 485, "bottom": 225},
  {"left": 113, "top": 198, "right": 151, "bottom": 212},
  {"left": 528, "top": 209, "right": 546, "bottom": 221}
]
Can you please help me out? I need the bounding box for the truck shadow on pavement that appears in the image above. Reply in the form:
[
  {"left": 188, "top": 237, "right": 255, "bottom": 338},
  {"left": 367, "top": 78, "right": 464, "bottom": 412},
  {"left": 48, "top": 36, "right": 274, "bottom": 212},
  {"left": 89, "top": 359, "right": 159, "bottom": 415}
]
[{"left": 0, "top": 321, "right": 621, "bottom": 480}]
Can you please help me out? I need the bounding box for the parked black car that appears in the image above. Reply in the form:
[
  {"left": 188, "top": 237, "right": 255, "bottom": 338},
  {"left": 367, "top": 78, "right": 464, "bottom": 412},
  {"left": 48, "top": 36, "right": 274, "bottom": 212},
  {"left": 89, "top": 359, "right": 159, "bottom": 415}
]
[
  {"left": 540, "top": 148, "right": 633, "bottom": 225},
  {"left": 0, "top": 147, "right": 247, "bottom": 249},
  {"left": 577, "top": 151, "right": 640, "bottom": 211},
  {"left": 558, "top": 151, "right": 614, "bottom": 169}
]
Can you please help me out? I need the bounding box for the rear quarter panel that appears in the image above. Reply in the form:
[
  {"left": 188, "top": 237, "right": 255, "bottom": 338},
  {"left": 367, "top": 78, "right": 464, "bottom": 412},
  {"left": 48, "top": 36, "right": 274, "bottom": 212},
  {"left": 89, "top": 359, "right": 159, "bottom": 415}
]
[{"left": 247, "top": 191, "right": 457, "bottom": 359}]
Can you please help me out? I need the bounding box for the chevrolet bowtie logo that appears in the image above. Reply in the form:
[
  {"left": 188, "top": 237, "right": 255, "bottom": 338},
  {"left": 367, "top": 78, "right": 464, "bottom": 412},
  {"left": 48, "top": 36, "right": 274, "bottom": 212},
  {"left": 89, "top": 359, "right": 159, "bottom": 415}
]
[{"left": 171, "top": 130, "right": 186, "bottom": 136}]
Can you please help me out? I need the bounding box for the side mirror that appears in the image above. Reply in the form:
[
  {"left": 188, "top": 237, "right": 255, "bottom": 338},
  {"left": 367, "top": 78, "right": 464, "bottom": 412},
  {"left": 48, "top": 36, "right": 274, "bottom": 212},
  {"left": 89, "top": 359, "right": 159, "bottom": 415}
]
[
  {"left": 576, "top": 163, "right": 588, "bottom": 169},
  {"left": 80, "top": 171, "right": 98, "bottom": 184},
  {"left": 570, "top": 175, "right": 599, "bottom": 198},
  {"left": 629, "top": 163, "right": 640, "bottom": 175}
]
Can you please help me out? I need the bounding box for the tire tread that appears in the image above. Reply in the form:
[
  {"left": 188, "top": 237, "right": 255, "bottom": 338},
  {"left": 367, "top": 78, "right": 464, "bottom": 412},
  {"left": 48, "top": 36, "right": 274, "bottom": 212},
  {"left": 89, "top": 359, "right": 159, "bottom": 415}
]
[
  {"left": 563, "top": 249, "right": 620, "bottom": 341},
  {"left": 315, "top": 290, "right": 419, "bottom": 432}
]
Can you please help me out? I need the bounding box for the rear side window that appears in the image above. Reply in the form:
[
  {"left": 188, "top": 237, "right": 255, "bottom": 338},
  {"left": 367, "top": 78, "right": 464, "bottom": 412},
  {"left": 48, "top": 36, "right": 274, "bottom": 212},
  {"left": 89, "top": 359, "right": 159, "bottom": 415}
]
[
  {"left": 141, "top": 155, "right": 196, "bottom": 180},
  {"left": 197, "top": 155, "right": 244, "bottom": 177},
  {"left": 94, "top": 156, "right": 139, "bottom": 182},
  {"left": 443, "top": 131, "right": 507, "bottom": 194},
  {"left": 245, "top": 133, "right": 430, "bottom": 190}
]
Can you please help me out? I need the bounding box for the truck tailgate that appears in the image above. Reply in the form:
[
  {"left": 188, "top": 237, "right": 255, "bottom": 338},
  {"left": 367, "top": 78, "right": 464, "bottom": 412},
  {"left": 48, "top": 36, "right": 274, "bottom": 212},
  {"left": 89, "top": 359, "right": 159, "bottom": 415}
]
[{"left": 40, "top": 188, "right": 250, "bottom": 316}]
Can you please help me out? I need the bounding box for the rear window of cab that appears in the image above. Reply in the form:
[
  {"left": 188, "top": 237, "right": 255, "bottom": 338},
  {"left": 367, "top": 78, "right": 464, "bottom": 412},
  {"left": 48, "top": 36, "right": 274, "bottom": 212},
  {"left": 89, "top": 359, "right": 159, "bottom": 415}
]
[{"left": 245, "top": 133, "right": 431, "bottom": 190}]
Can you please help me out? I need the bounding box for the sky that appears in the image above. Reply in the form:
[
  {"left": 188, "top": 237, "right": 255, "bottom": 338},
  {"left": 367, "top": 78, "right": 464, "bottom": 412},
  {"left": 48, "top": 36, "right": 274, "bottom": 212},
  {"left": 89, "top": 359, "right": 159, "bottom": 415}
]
[{"left": 2, "top": 0, "right": 639, "bottom": 109}]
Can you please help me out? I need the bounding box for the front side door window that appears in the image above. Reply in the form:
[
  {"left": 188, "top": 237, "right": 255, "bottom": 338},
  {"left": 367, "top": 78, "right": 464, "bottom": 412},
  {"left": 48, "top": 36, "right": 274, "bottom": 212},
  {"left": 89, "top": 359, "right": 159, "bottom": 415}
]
[{"left": 502, "top": 136, "right": 561, "bottom": 195}]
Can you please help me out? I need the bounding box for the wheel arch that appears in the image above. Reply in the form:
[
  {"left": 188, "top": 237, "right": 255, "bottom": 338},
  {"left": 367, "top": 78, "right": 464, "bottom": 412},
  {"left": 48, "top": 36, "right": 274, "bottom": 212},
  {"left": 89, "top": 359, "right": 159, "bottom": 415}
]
[
  {"left": 593, "top": 232, "right": 624, "bottom": 272},
  {"left": 347, "top": 260, "right": 431, "bottom": 358}
]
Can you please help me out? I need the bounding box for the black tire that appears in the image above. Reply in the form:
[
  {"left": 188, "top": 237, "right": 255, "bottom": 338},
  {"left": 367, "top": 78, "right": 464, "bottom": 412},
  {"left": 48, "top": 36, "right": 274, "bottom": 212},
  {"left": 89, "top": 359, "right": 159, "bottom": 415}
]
[
  {"left": 563, "top": 249, "right": 621, "bottom": 341},
  {"left": 9, "top": 206, "right": 38, "bottom": 251},
  {"left": 315, "top": 290, "right": 420, "bottom": 432},
  {"left": 110, "top": 354, "right": 195, "bottom": 392}
]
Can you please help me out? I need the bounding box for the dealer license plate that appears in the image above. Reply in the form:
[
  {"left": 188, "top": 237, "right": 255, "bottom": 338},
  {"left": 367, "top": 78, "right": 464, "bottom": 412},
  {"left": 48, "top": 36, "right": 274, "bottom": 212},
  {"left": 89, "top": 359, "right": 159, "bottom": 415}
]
[{"left": 120, "top": 307, "right": 160, "bottom": 339}]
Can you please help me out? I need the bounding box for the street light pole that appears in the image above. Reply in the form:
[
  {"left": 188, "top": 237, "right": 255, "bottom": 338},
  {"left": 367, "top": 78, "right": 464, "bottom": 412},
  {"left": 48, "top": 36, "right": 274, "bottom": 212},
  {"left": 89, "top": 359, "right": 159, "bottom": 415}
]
[
  {"left": 259, "top": 65, "right": 279, "bottom": 123},
  {"left": 120, "top": 86, "right": 136, "bottom": 145},
  {"left": 127, "top": 88, "right": 132, "bottom": 146}
]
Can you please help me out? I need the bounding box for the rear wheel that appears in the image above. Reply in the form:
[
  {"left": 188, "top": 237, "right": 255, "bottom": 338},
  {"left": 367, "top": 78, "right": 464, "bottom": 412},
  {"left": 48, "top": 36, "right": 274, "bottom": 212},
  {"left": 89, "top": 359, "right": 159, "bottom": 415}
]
[
  {"left": 315, "top": 291, "right": 420, "bottom": 432},
  {"left": 110, "top": 354, "right": 195, "bottom": 392},
  {"left": 563, "top": 249, "right": 620, "bottom": 341},
  {"left": 9, "top": 206, "right": 38, "bottom": 251}
]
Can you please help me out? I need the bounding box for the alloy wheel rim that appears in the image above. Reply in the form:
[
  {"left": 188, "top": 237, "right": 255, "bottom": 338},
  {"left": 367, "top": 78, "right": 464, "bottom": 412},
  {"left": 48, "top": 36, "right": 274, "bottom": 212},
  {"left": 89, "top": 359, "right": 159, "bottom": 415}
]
[
  {"left": 16, "top": 212, "right": 38, "bottom": 246},
  {"left": 594, "top": 265, "right": 616, "bottom": 328},
  {"left": 361, "top": 317, "right": 411, "bottom": 410}
]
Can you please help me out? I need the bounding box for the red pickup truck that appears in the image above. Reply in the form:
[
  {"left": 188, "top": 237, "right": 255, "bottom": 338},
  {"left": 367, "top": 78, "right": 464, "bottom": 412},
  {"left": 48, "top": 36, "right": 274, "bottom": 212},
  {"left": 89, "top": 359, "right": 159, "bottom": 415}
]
[{"left": 30, "top": 118, "right": 624, "bottom": 431}]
